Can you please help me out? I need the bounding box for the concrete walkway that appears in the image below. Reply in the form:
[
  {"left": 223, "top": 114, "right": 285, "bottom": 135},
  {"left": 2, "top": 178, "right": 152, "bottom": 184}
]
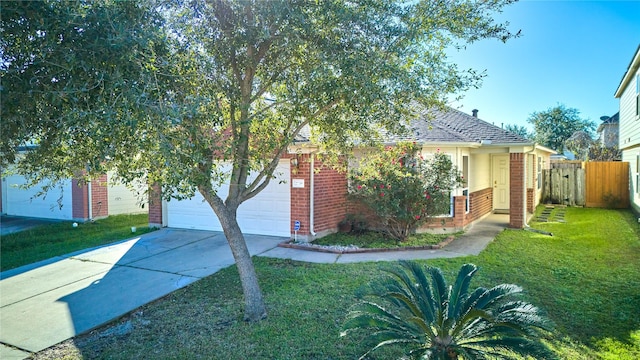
[{"left": 0, "top": 214, "right": 507, "bottom": 359}]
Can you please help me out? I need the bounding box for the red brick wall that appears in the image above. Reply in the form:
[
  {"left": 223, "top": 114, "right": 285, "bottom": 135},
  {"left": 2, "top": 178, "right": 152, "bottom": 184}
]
[
  {"left": 527, "top": 188, "right": 535, "bottom": 214},
  {"left": 288, "top": 154, "right": 348, "bottom": 237},
  {"left": 72, "top": 178, "right": 88, "bottom": 220},
  {"left": 468, "top": 187, "right": 493, "bottom": 222},
  {"left": 92, "top": 174, "right": 109, "bottom": 219},
  {"left": 148, "top": 183, "right": 163, "bottom": 227},
  {"left": 71, "top": 175, "right": 110, "bottom": 220},
  {"left": 509, "top": 153, "right": 525, "bottom": 228},
  {"left": 312, "top": 159, "right": 348, "bottom": 234},
  {"left": 289, "top": 153, "right": 311, "bottom": 235}
]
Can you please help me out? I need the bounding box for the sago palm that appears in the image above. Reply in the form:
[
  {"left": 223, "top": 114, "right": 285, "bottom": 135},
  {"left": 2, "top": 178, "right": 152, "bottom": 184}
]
[{"left": 341, "top": 261, "right": 555, "bottom": 359}]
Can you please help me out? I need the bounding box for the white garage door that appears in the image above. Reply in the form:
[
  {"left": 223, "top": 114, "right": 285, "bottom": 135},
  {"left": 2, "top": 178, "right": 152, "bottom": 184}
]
[
  {"left": 107, "top": 172, "right": 148, "bottom": 215},
  {"left": 2, "top": 175, "right": 73, "bottom": 220},
  {"left": 166, "top": 161, "right": 291, "bottom": 237}
]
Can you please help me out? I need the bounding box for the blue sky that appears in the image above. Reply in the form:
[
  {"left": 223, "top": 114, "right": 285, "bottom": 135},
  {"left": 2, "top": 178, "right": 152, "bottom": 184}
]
[{"left": 447, "top": 0, "right": 640, "bottom": 131}]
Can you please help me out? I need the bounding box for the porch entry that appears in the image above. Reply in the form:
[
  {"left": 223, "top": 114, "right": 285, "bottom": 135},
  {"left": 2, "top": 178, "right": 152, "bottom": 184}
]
[{"left": 492, "top": 155, "right": 509, "bottom": 211}]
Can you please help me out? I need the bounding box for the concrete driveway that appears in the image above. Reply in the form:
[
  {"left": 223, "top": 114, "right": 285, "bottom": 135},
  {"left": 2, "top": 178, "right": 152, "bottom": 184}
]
[
  {"left": 0, "top": 216, "right": 61, "bottom": 236},
  {"left": 0, "top": 229, "right": 285, "bottom": 359}
]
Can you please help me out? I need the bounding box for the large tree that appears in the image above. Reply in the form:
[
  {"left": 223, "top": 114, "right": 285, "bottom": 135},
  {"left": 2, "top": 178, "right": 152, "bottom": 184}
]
[
  {"left": 527, "top": 104, "right": 595, "bottom": 153},
  {"left": 1, "top": 0, "right": 518, "bottom": 321}
]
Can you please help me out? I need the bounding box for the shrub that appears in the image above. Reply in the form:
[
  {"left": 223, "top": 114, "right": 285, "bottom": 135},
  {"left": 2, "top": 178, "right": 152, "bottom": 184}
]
[
  {"left": 349, "top": 142, "right": 463, "bottom": 242},
  {"left": 341, "top": 262, "right": 555, "bottom": 360}
]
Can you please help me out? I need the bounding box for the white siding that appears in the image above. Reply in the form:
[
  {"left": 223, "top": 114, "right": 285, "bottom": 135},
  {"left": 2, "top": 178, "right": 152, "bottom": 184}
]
[
  {"left": 619, "top": 71, "right": 640, "bottom": 152},
  {"left": 622, "top": 148, "right": 640, "bottom": 214},
  {"left": 470, "top": 153, "right": 491, "bottom": 192}
]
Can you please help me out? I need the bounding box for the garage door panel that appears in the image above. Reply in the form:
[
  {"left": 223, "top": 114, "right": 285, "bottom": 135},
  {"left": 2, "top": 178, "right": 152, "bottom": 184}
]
[
  {"left": 167, "top": 162, "right": 290, "bottom": 237},
  {"left": 3, "top": 175, "right": 73, "bottom": 220}
]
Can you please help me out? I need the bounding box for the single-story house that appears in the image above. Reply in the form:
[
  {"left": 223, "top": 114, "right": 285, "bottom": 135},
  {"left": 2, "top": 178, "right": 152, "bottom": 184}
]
[
  {"left": 149, "top": 107, "right": 555, "bottom": 240},
  {"left": 0, "top": 171, "right": 147, "bottom": 221},
  {"left": 614, "top": 44, "right": 640, "bottom": 215}
]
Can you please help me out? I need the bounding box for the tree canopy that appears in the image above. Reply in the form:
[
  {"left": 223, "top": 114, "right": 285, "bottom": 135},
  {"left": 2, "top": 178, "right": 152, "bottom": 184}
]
[
  {"left": 1, "top": 0, "right": 518, "bottom": 321},
  {"left": 527, "top": 104, "right": 595, "bottom": 153}
]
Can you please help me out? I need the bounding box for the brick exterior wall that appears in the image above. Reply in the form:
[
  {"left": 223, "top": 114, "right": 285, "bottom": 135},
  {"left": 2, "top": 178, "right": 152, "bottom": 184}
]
[
  {"left": 71, "top": 175, "right": 110, "bottom": 221},
  {"left": 527, "top": 188, "right": 535, "bottom": 214},
  {"left": 312, "top": 159, "right": 348, "bottom": 235},
  {"left": 468, "top": 187, "right": 493, "bottom": 222},
  {"left": 72, "top": 178, "right": 88, "bottom": 220},
  {"left": 509, "top": 153, "right": 525, "bottom": 228},
  {"left": 148, "top": 183, "right": 163, "bottom": 227},
  {"left": 289, "top": 154, "right": 348, "bottom": 238},
  {"left": 91, "top": 174, "right": 109, "bottom": 219},
  {"left": 289, "top": 153, "right": 311, "bottom": 235}
]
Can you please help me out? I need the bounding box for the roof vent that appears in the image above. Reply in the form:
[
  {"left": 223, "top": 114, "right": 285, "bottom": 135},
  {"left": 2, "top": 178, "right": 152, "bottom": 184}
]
[{"left": 472, "top": 109, "right": 478, "bottom": 118}]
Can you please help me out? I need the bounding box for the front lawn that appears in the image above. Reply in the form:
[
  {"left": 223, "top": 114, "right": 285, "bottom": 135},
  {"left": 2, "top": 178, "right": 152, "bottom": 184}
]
[
  {"left": 1, "top": 214, "right": 155, "bottom": 272},
  {"left": 33, "top": 207, "right": 640, "bottom": 359}
]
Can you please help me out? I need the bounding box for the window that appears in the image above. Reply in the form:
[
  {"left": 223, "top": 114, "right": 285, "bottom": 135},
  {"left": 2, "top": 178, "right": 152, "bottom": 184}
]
[
  {"left": 537, "top": 157, "right": 542, "bottom": 190},
  {"left": 636, "top": 74, "right": 640, "bottom": 117},
  {"left": 462, "top": 156, "right": 469, "bottom": 213},
  {"left": 636, "top": 154, "right": 640, "bottom": 195}
]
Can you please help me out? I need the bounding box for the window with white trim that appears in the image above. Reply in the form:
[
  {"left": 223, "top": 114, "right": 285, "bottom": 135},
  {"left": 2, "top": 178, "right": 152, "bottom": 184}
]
[
  {"left": 636, "top": 74, "right": 640, "bottom": 117},
  {"left": 636, "top": 153, "right": 639, "bottom": 195},
  {"left": 537, "top": 156, "right": 542, "bottom": 190},
  {"left": 462, "top": 155, "right": 469, "bottom": 213}
]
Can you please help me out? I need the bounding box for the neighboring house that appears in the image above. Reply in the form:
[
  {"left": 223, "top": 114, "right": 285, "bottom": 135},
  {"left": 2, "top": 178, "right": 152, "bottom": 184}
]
[
  {"left": 597, "top": 112, "right": 620, "bottom": 148},
  {"left": 150, "top": 107, "right": 555, "bottom": 240},
  {"left": 614, "top": 45, "right": 640, "bottom": 215},
  {"left": 0, "top": 171, "right": 147, "bottom": 221}
]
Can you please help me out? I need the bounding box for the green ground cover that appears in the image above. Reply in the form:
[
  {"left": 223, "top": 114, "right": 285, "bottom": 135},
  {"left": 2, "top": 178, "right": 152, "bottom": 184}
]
[
  {"left": 1, "top": 214, "right": 154, "bottom": 271},
  {"left": 312, "top": 229, "right": 454, "bottom": 248},
  {"left": 31, "top": 207, "right": 640, "bottom": 359}
]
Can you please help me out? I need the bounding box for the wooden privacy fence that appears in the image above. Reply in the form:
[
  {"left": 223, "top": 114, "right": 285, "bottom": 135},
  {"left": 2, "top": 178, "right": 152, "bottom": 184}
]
[
  {"left": 542, "top": 161, "right": 629, "bottom": 208},
  {"left": 584, "top": 162, "right": 629, "bottom": 208},
  {"left": 542, "top": 167, "right": 585, "bottom": 206}
]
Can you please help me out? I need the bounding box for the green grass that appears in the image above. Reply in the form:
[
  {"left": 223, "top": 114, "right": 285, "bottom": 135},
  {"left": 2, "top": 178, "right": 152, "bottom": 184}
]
[
  {"left": 313, "top": 230, "right": 453, "bottom": 248},
  {"left": 1, "top": 214, "right": 155, "bottom": 271},
  {"left": 32, "top": 207, "right": 640, "bottom": 359}
]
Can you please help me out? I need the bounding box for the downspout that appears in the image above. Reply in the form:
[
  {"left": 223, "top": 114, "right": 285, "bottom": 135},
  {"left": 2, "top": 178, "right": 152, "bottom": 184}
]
[
  {"left": 88, "top": 180, "right": 93, "bottom": 221},
  {"left": 309, "top": 152, "right": 316, "bottom": 237},
  {"left": 86, "top": 164, "right": 93, "bottom": 222}
]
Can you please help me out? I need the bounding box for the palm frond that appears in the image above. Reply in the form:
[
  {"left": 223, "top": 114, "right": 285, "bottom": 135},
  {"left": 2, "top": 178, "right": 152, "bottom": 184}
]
[{"left": 447, "top": 263, "right": 477, "bottom": 320}]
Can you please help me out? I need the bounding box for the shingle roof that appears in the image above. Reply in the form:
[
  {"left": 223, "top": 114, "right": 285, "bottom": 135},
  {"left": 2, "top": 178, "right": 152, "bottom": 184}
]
[
  {"left": 294, "top": 106, "right": 531, "bottom": 145},
  {"left": 404, "top": 107, "right": 530, "bottom": 144}
]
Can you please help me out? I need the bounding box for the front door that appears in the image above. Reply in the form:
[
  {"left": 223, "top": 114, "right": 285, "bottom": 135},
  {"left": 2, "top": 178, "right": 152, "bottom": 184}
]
[{"left": 492, "top": 155, "right": 510, "bottom": 211}]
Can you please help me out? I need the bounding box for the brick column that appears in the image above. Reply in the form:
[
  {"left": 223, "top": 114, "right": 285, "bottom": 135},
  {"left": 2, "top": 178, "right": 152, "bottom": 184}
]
[
  {"left": 92, "top": 174, "right": 109, "bottom": 219},
  {"left": 148, "top": 183, "right": 163, "bottom": 228},
  {"left": 290, "top": 154, "right": 311, "bottom": 239},
  {"left": 453, "top": 195, "right": 467, "bottom": 227},
  {"left": 72, "top": 178, "right": 88, "bottom": 220},
  {"left": 509, "top": 153, "right": 525, "bottom": 228}
]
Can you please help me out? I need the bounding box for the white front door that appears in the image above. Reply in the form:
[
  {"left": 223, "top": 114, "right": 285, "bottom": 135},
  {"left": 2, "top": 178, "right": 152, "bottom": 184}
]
[{"left": 492, "top": 155, "right": 510, "bottom": 210}]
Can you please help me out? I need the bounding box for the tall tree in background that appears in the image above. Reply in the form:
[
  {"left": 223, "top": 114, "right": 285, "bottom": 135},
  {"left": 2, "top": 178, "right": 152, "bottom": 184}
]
[
  {"left": 565, "top": 130, "right": 594, "bottom": 161},
  {"left": 1, "top": 0, "right": 518, "bottom": 321},
  {"left": 504, "top": 123, "right": 533, "bottom": 140},
  {"left": 527, "top": 104, "right": 595, "bottom": 153}
]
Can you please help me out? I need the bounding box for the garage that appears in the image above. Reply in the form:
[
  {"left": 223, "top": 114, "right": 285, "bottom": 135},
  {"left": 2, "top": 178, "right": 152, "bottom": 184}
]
[
  {"left": 106, "top": 172, "right": 148, "bottom": 216},
  {"left": 1, "top": 174, "right": 73, "bottom": 220},
  {"left": 166, "top": 161, "right": 291, "bottom": 237}
]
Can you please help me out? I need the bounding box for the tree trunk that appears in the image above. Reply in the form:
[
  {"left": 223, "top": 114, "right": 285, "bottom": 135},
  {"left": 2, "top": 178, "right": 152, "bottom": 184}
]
[{"left": 203, "top": 191, "right": 267, "bottom": 322}]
